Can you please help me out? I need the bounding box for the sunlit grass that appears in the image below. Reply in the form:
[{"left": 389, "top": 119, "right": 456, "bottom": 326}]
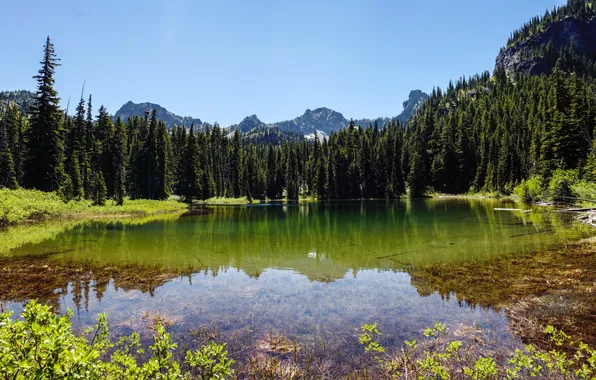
[{"left": 0, "top": 188, "right": 187, "bottom": 226}]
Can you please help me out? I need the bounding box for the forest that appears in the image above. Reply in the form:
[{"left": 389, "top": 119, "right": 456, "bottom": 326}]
[
  {"left": 2, "top": 0, "right": 596, "bottom": 205},
  {"left": 0, "top": 37, "right": 407, "bottom": 204}
]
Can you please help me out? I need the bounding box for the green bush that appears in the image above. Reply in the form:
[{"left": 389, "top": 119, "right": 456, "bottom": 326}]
[
  {"left": 513, "top": 170, "right": 591, "bottom": 205},
  {"left": 513, "top": 175, "right": 544, "bottom": 204},
  {"left": 358, "top": 322, "right": 596, "bottom": 379},
  {"left": 572, "top": 180, "right": 596, "bottom": 205},
  {"left": 0, "top": 301, "right": 235, "bottom": 379},
  {"left": 547, "top": 169, "right": 579, "bottom": 203}
]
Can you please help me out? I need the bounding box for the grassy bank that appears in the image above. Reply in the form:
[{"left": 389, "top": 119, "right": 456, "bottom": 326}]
[{"left": 0, "top": 188, "right": 187, "bottom": 226}]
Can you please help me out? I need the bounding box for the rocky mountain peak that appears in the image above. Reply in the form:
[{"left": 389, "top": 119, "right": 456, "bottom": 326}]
[
  {"left": 495, "top": 16, "right": 596, "bottom": 78},
  {"left": 114, "top": 101, "right": 203, "bottom": 129}
]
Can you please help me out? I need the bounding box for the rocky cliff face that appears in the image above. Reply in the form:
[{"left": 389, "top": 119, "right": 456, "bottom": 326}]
[
  {"left": 276, "top": 107, "right": 348, "bottom": 135},
  {"left": 114, "top": 101, "right": 204, "bottom": 129},
  {"left": 495, "top": 16, "right": 596, "bottom": 77},
  {"left": 396, "top": 90, "right": 429, "bottom": 125}
]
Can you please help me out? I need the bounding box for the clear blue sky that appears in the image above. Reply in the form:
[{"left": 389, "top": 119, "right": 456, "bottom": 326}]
[{"left": 1, "top": 0, "right": 562, "bottom": 126}]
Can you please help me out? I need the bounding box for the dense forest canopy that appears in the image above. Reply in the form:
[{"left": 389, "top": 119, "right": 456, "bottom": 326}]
[{"left": 3, "top": 0, "right": 596, "bottom": 204}]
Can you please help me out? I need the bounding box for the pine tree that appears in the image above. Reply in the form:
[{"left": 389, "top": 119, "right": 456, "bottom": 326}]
[
  {"left": 179, "top": 123, "right": 202, "bottom": 203},
  {"left": 0, "top": 118, "right": 17, "bottom": 189},
  {"left": 3, "top": 105, "right": 25, "bottom": 186},
  {"left": 74, "top": 97, "right": 91, "bottom": 198},
  {"left": 24, "top": 36, "right": 67, "bottom": 193},
  {"left": 230, "top": 130, "right": 242, "bottom": 198},
  {"left": 155, "top": 120, "right": 172, "bottom": 200},
  {"left": 97, "top": 106, "right": 115, "bottom": 195},
  {"left": 112, "top": 117, "right": 127, "bottom": 206},
  {"left": 92, "top": 170, "right": 107, "bottom": 206}
]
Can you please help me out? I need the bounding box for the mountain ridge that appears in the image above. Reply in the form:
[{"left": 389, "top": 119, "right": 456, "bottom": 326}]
[{"left": 223, "top": 89, "right": 429, "bottom": 138}]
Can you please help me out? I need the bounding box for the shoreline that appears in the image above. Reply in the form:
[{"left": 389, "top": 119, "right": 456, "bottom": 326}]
[{"left": 0, "top": 189, "right": 188, "bottom": 228}]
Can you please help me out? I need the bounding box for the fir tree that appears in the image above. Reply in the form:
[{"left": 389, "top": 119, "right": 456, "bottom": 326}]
[
  {"left": 112, "top": 117, "right": 127, "bottom": 206},
  {"left": 24, "top": 36, "right": 67, "bottom": 193}
]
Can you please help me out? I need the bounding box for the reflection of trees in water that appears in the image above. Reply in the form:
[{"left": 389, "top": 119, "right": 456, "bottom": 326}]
[
  {"left": 0, "top": 199, "right": 592, "bottom": 316},
  {"left": 0, "top": 257, "right": 191, "bottom": 313}
]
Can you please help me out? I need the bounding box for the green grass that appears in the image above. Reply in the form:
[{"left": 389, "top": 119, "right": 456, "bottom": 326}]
[
  {"left": 0, "top": 188, "right": 187, "bottom": 226},
  {"left": 202, "top": 196, "right": 253, "bottom": 205},
  {"left": 202, "top": 196, "right": 320, "bottom": 205}
]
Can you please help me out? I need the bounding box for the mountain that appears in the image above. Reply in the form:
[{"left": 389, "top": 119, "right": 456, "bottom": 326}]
[
  {"left": 269, "top": 90, "right": 429, "bottom": 136},
  {"left": 114, "top": 101, "right": 204, "bottom": 129},
  {"left": 109, "top": 89, "right": 428, "bottom": 141},
  {"left": 0, "top": 90, "right": 35, "bottom": 113},
  {"left": 496, "top": 0, "right": 596, "bottom": 78},
  {"left": 396, "top": 90, "right": 429, "bottom": 124},
  {"left": 243, "top": 125, "right": 303, "bottom": 145},
  {"left": 219, "top": 89, "right": 429, "bottom": 142},
  {"left": 233, "top": 114, "right": 268, "bottom": 134},
  {"left": 304, "top": 130, "right": 329, "bottom": 142},
  {"left": 227, "top": 115, "right": 304, "bottom": 144},
  {"left": 276, "top": 107, "right": 349, "bottom": 136}
]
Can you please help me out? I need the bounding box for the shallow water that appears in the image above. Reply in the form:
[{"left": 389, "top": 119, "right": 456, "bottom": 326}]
[{"left": 0, "top": 198, "right": 593, "bottom": 360}]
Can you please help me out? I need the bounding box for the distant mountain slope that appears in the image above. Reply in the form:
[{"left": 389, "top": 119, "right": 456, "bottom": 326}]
[
  {"left": 0, "top": 90, "right": 36, "bottom": 113},
  {"left": 496, "top": 0, "right": 596, "bottom": 78},
  {"left": 243, "top": 126, "right": 304, "bottom": 145},
  {"left": 107, "top": 88, "right": 429, "bottom": 141},
  {"left": 114, "top": 101, "right": 204, "bottom": 129},
  {"left": 235, "top": 115, "right": 268, "bottom": 134},
  {"left": 266, "top": 89, "right": 429, "bottom": 136}
]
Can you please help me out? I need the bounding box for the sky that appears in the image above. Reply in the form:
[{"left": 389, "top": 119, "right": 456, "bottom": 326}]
[{"left": 0, "top": 0, "right": 563, "bottom": 127}]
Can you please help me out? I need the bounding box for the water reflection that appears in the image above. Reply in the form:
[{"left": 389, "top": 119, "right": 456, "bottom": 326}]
[{"left": 0, "top": 199, "right": 592, "bottom": 359}]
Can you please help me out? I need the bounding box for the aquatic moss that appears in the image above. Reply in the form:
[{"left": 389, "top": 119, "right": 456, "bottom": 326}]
[{"left": 409, "top": 237, "right": 596, "bottom": 348}]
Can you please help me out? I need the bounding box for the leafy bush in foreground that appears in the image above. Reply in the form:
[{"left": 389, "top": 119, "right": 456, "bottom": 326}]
[
  {"left": 358, "top": 322, "right": 596, "bottom": 379},
  {"left": 2, "top": 302, "right": 595, "bottom": 379},
  {"left": 0, "top": 302, "right": 234, "bottom": 379}
]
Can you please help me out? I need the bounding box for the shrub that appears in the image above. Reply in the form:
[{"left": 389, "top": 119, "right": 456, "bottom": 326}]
[
  {"left": 513, "top": 175, "right": 544, "bottom": 204},
  {"left": 0, "top": 301, "right": 235, "bottom": 379},
  {"left": 358, "top": 322, "right": 596, "bottom": 379},
  {"left": 572, "top": 180, "right": 596, "bottom": 205},
  {"left": 547, "top": 169, "right": 578, "bottom": 203}
]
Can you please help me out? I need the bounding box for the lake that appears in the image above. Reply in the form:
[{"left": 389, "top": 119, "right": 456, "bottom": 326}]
[{"left": 0, "top": 198, "right": 593, "bottom": 366}]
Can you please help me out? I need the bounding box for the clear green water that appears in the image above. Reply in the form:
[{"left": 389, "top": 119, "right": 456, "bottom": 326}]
[{"left": 0, "top": 199, "right": 593, "bottom": 359}]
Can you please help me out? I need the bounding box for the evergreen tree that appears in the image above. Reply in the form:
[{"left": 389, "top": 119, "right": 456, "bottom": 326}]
[
  {"left": 178, "top": 123, "right": 202, "bottom": 203},
  {"left": 0, "top": 118, "right": 17, "bottom": 189},
  {"left": 24, "top": 36, "right": 67, "bottom": 194},
  {"left": 112, "top": 117, "right": 127, "bottom": 206},
  {"left": 155, "top": 120, "right": 172, "bottom": 200}
]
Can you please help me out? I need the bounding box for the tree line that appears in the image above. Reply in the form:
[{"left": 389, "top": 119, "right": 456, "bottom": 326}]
[
  {"left": 0, "top": 37, "right": 408, "bottom": 203},
  {"left": 401, "top": 63, "right": 596, "bottom": 196},
  {"left": 2, "top": 35, "right": 596, "bottom": 203}
]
